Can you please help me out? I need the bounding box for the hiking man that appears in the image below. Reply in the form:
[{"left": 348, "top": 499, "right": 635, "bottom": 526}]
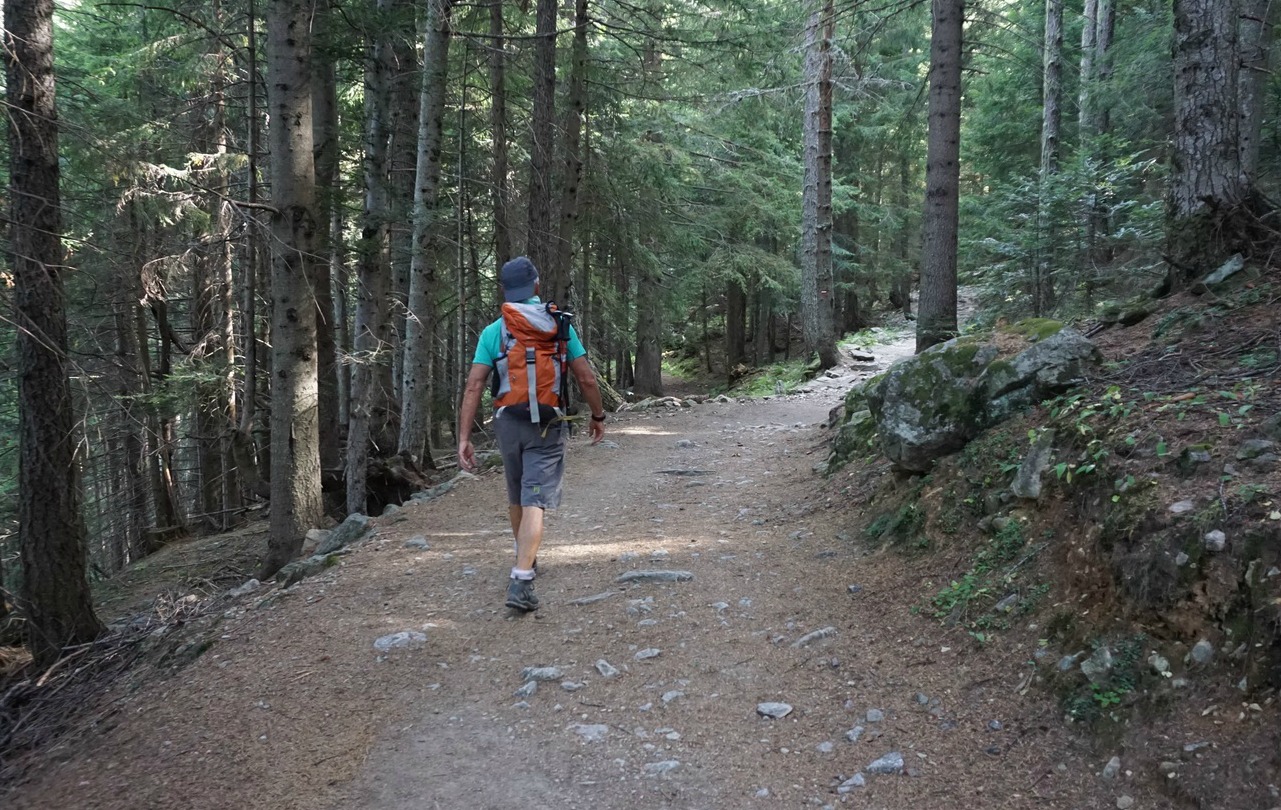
[{"left": 457, "top": 256, "right": 607, "bottom": 612}]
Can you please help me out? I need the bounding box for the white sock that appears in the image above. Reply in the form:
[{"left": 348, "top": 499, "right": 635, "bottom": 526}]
[{"left": 511, "top": 567, "right": 535, "bottom": 581}]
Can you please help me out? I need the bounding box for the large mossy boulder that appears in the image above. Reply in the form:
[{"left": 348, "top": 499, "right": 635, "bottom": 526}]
[
  {"left": 865, "top": 339, "right": 998, "bottom": 472},
  {"left": 864, "top": 325, "right": 1099, "bottom": 472}
]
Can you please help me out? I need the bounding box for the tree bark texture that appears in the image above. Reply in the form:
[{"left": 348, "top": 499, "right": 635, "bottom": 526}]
[
  {"left": 4, "top": 0, "right": 104, "bottom": 663},
  {"left": 800, "top": 0, "right": 839, "bottom": 369},
  {"left": 726, "top": 279, "right": 747, "bottom": 376},
  {"left": 348, "top": 0, "right": 399, "bottom": 515},
  {"left": 1172, "top": 0, "right": 1244, "bottom": 218},
  {"left": 526, "top": 0, "right": 558, "bottom": 281},
  {"left": 311, "top": 13, "right": 343, "bottom": 474},
  {"left": 1035, "top": 0, "right": 1063, "bottom": 315},
  {"left": 552, "top": 0, "right": 590, "bottom": 307},
  {"left": 1169, "top": 0, "right": 1248, "bottom": 280},
  {"left": 387, "top": 0, "right": 418, "bottom": 404},
  {"left": 633, "top": 263, "right": 665, "bottom": 397},
  {"left": 262, "top": 0, "right": 324, "bottom": 577},
  {"left": 399, "top": 0, "right": 452, "bottom": 467},
  {"left": 917, "top": 0, "right": 963, "bottom": 352},
  {"left": 489, "top": 0, "right": 512, "bottom": 270},
  {"left": 1239, "top": 0, "right": 1278, "bottom": 181}
]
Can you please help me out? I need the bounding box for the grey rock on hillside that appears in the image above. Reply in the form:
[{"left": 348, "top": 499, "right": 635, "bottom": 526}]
[{"left": 863, "top": 326, "right": 1099, "bottom": 471}]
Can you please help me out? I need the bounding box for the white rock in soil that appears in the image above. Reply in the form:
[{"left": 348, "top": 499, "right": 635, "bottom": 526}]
[
  {"left": 634, "top": 648, "right": 661, "bottom": 661},
  {"left": 845, "top": 726, "right": 865, "bottom": 742},
  {"left": 569, "top": 723, "right": 609, "bottom": 743},
  {"left": 561, "top": 681, "right": 585, "bottom": 692},
  {"left": 229, "top": 579, "right": 261, "bottom": 597},
  {"left": 595, "top": 659, "right": 620, "bottom": 678},
  {"left": 866, "top": 708, "right": 885, "bottom": 723},
  {"left": 1102, "top": 755, "right": 1122, "bottom": 779},
  {"left": 1116, "top": 797, "right": 1134, "bottom": 810},
  {"left": 373, "top": 631, "right": 427, "bottom": 652},
  {"left": 1203, "top": 530, "right": 1227, "bottom": 552},
  {"left": 521, "top": 666, "right": 564, "bottom": 681},
  {"left": 816, "top": 741, "right": 834, "bottom": 754},
  {"left": 837, "top": 773, "right": 866, "bottom": 793},
  {"left": 1169, "top": 500, "right": 1196, "bottom": 514},
  {"left": 1190, "top": 639, "right": 1215, "bottom": 665},
  {"left": 514, "top": 681, "right": 538, "bottom": 698},
  {"left": 791, "top": 626, "right": 837, "bottom": 648},
  {"left": 1148, "top": 653, "right": 1171, "bottom": 676},
  {"left": 404, "top": 536, "right": 429, "bottom": 549},
  {"left": 615, "top": 570, "right": 695, "bottom": 584},
  {"left": 866, "top": 752, "right": 904, "bottom": 774},
  {"left": 756, "top": 702, "right": 793, "bottom": 719},
  {"left": 643, "top": 760, "right": 681, "bottom": 776}
]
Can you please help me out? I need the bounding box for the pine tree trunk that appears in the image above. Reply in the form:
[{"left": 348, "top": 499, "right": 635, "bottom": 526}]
[
  {"left": 388, "top": 0, "right": 417, "bottom": 408},
  {"left": 917, "top": 0, "right": 963, "bottom": 352},
  {"left": 526, "top": 0, "right": 557, "bottom": 277},
  {"left": 726, "top": 279, "right": 747, "bottom": 378},
  {"left": 1239, "top": 0, "right": 1278, "bottom": 181},
  {"left": 552, "top": 0, "right": 590, "bottom": 306},
  {"left": 633, "top": 263, "right": 664, "bottom": 397},
  {"left": 261, "top": 0, "right": 324, "bottom": 578},
  {"left": 1078, "top": 0, "right": 1098, "bottom": 139},
  {"left": 312, "top": 14, "right": 343, "bottom": 475},
  {"left": 1169, "top": 0, "right": 1249, "bottom": 283},
  {"left": 348, "top": 0, "right": 399, "bottom": 515},
  {"left": 800, "top": 0, "right": 839, "bottom": 369},
  {"left": 1035, "top": 0, "right": 1063, "bottom": 316},
  {"left": 4, "top": 0, "right": 104, "bottom": 663},
  {"left": 400, "top": 0, "right": 452, "bottom": 467},
  {"left": 489, "top": 0, "right": 512, "bottom": 269}
]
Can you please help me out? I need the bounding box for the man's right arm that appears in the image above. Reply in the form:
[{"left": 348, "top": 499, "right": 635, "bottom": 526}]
[{"left": 457, "top": 362, "right": 492, "bottom": 472}]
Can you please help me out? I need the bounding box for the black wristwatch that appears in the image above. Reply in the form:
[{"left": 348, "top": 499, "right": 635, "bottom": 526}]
[{"left": 591, "top": 412, "right": 607, "bottom": 422}]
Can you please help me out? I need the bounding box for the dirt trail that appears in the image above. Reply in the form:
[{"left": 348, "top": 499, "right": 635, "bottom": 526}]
[{"left": 8, "top": 334, "right": 1119, "bottom": 810}]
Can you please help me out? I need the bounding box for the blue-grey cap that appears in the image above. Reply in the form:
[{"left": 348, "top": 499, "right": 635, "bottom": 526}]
[{"left": 500, "top": 256, "right": 539, "bottom": 302}]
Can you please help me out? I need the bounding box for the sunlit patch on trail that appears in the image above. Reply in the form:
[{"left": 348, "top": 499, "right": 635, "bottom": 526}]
[{"left": 609, "top": 426, "right": 678, "bottom": 436}]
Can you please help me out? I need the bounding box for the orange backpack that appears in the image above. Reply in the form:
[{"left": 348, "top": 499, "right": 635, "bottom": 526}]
[{"left": 492, "top": 302, "right": 573, "bottom": 423}]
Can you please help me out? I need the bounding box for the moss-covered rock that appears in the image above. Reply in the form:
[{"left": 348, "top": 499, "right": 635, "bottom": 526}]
[
  {"left": 859, "top": 329, "right": 1099, "bottom": 472},
  {"left": 864, "top": 338, "right": 997, "bottom": 472}
]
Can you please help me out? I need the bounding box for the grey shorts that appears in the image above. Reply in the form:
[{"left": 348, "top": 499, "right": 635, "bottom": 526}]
[{"left": 493, "top": 414, "right": 568, "bottom": 509}]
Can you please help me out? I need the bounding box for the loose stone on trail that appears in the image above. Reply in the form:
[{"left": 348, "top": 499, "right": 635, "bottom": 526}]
[
  {"left": 521, "top": 666, "right": 564, "bottom": 681},
  {"left": 837, "top": 774, "right": 866, "bottom": 793},
  {"left": 756, "top": 702, "right": 793, "bottom": 719},
  {"left": 569, "top": 723, "right": 609, "bottom": 743},
  {"left": 634, "top": 648, "right": 662, "bottom": 661},
  {"left": 791, "top": 626, "right": 837, "bottom": 648},
  {"left": 643, "top": 760, "right": 681, "bottom": 776},
  {"left": 568, "top": 591, "right": 616, "bottom": 606},
  {"left": 514, "top": 681, "right": 537, "bottom": 698},
  {"left": 373, "top": 630, "right": 427, "bottom": 652},
  {"left": 866, "top": 752, "right": 905, "bottom": 774},
  {"left": 595, "top": 659, "right": 620, "bottom": 678},
  {"left": 616, "top": 570, "right": 695, "bottom": 584},
  {"left": 404, "top": 536, "right": 429, "bottom": 550}
]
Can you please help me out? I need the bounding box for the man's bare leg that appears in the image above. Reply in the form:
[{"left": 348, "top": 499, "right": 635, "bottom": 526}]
[
  {"left": 513, "top": 506, "right": 544, "bottom": 572},
  {"left": 508, "top": 505, "right": 543, "bottom": 570}
]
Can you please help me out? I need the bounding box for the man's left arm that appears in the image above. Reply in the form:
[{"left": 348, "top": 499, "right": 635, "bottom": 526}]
[
  {"left": 457, "top": 362, "right": 492, "bottom": 471},
  {"left": 568, "top": 355, "right": 606, "bottom": 444}
]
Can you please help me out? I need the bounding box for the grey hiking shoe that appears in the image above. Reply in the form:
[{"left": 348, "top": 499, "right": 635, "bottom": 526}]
[{"left": 505, "top": 577, "right": 540, "bottom": 612}]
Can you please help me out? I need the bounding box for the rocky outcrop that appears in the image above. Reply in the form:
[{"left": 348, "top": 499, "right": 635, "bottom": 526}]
[{"left": 859, "top": 325, "right": 1100, "bottom": 472}]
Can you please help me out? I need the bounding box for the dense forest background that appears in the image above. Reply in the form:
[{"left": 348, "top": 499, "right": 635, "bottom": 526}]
[{"left": 3, "top": 0, "right": 1278, "bottom": 662}]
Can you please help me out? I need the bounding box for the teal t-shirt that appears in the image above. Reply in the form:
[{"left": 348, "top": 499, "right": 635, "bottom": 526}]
[{"left": 472, "top": 297, "right": 586, "bottom": 367}]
